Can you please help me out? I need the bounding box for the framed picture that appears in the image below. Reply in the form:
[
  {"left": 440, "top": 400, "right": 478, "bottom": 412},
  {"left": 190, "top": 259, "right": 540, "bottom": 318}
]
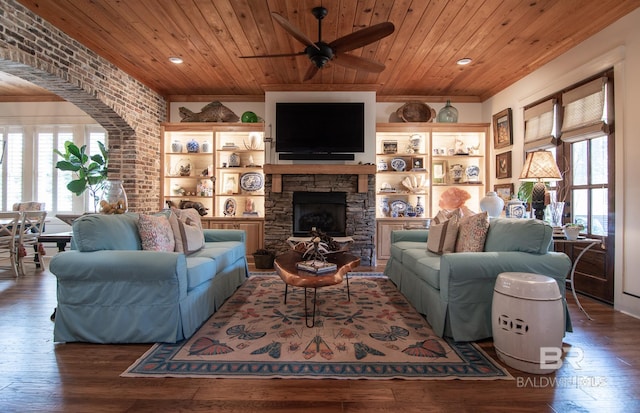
[
  {"left": 496, "top": 151, "right": 512, "bottom": 179},
  {"left": 493, "top": 108, "right": 513, "bottom": 149},
  {"left": 382, "top": 140, "right": 398, "bottom": 154},
  {"left": 222, "top": 172, "right": 239, "bottom": 194},
  {"left": 410, "top": 156, "right": 425, "bottom": 171},
  {"left": 432, "top": 160, "right": 447, "bottom": 184},
  {"left": 494, "top": 183, "right": 514, "bottom": 205}
]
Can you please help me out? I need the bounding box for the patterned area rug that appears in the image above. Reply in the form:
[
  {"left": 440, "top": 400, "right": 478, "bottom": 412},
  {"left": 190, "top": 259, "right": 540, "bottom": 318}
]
[{"left": 122, "top": 274, "right": 512, "bottom": 380}]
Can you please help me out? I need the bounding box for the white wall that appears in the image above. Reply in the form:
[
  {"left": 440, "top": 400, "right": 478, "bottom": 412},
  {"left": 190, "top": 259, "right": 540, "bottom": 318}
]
[{"left": 482, "top": 8, "right": 640, "bottom": 318}]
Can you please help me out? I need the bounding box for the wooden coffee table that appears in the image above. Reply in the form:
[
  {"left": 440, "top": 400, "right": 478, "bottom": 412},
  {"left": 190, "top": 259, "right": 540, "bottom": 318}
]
[{"left": 274, "top": 250, "right": 361, "bottom": 327}]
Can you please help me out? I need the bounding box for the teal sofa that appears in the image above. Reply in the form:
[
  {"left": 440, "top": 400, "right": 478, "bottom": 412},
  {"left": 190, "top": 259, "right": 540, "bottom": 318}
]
[
  {"left": 384, "top": 218, "right": 572, "bottom": 342},
  {"left": 50, "top": 213, "right": 248, "bottom": 344}
]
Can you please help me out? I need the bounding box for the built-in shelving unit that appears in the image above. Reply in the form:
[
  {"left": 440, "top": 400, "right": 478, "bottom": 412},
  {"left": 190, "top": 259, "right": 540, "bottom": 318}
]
[
  {"left": 375, "top": 123, "right": 489, "bottom": 259},
  {"left": 160, "top": 123, "right": 266, "bottom": 252}
]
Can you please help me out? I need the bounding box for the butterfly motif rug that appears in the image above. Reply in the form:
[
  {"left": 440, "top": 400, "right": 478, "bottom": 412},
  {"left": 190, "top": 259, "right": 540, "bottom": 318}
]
[{"left": 122, "top": 274, "right": 512, "bottom": 380}]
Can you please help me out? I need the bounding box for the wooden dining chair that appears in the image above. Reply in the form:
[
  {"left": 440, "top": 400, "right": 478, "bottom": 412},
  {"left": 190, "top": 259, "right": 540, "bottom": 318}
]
[
  {"left": 0, "top": 212, "right": 21, "bottom": 277},
  {"left": 16, "top": 211, "right": 47, "bottom": 276}
]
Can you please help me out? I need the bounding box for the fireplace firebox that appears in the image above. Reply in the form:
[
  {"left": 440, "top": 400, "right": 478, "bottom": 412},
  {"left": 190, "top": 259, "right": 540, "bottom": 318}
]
[{"left": 293, "top": 192, "right": 346, "bottom": 237}]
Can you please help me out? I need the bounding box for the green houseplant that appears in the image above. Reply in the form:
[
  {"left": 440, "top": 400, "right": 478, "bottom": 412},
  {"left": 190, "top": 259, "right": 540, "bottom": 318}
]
[{"left": 54, "top": 141, "right": 109, "bottom": 213}]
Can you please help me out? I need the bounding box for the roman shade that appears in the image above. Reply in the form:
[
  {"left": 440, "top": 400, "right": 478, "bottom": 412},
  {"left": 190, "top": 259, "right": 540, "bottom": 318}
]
[
  {"left": 524, "top": 98, "right": 558, "bottom": 151},
  {"left": 560, "top": 76, "right": 611, "bottom": 143}
]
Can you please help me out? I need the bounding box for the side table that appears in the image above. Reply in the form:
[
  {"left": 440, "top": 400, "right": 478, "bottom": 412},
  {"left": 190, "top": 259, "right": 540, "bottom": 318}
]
[{"left": 554, "top": 237, "right": 601, "bottom": 320}]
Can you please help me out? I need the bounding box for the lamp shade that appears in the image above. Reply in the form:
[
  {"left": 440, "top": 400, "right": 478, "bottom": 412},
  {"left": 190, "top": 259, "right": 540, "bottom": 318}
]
[{"left": 519, "top": 150, "right": 562, "bottom": 182}]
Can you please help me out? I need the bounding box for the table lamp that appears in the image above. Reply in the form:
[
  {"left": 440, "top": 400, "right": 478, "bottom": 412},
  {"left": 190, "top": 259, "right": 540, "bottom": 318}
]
[{"left": 518, "top": 150, "right": 562, "bottom": 220}]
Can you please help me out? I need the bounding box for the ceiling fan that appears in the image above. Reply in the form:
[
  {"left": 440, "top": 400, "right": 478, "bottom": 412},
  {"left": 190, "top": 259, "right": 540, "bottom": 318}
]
[{"left": 241, "top": 6, "right": 395, "bottom": 80}]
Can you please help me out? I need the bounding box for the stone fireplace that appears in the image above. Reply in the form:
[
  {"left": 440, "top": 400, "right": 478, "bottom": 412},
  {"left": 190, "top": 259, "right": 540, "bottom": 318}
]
[{"left": 264, "top": 165, "right": 376, "bottom": 266}]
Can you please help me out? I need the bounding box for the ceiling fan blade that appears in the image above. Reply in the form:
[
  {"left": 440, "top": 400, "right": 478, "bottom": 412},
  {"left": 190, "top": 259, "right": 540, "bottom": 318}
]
[
  {"left": 332, "top": 53, "right": 386, "bottom": 73},
  {"left": 271, "top": 12, "right": 320, "bottom": 51},
  {"left": 329, "top": 22, "right": 395, "bottom": 53},
  {"left": 240, "top": 51, "right": 306, "bottom": 59},
  {"left": 303, "top": 64, "right": 319, "bottom": 81}
]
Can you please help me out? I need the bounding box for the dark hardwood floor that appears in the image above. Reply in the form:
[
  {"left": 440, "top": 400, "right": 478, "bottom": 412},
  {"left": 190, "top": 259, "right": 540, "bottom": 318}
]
[{"left": 1, "top": 259, "right": 639, "bottom": 413}]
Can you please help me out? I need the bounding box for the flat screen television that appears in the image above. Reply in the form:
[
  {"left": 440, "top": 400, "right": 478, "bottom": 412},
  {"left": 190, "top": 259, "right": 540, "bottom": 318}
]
[{"left": 275, "top": 102, "right": 365, "bottom": 153}]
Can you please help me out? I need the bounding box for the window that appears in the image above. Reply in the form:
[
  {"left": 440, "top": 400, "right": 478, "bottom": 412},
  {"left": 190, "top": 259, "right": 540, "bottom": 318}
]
[
  {"left": 0, "top": 125, "right": 107, "bottom": 213},
  {"left": 567, "top": 136, "right": 609, "bottom": 236},
  {"left": 559, "top": 73, "right": 613, "bottom": 238}
]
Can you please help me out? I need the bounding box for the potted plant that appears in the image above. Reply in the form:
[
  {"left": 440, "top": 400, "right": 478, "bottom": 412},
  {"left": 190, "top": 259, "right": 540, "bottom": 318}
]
[
  {"left": 54, "top": 141, "right": 109, "bottom": 213},
  {"left": 562, "top": 223, "right": 584, "bottom": 240},
  {"left": 252, "top": 249, "right": 275, "bottom": 269}
]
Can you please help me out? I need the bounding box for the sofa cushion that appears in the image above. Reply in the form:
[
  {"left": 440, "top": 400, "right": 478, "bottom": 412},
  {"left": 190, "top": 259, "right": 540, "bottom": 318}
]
[
  {"left": 455, "top": 211, "right": 489, "bottom": 252},
  {"left": 137, "top": 214, "right": 175, "bottom": 252},
  {"left": 484, "top": 218, "right": 553, "bottom": 254},
  {"left": 427, "top": 216, "right": 459, "bottom": 254},
  {"left": 72, "top": 213, "right": 142, "bottom": 252},
  {"left": 185, "top": 256, "right": 217, "bottom": 291},
  {"left": 192, "top": 241, "right": 246, "bottom": 269},
  {"left": 403, "top": 250, "right": 441, "bottom": 290},
  {"left": 390, "top": 241, "right": 428, "bottom": 262},
  {"left": 172, "top": 208, "right": 205, "bottom": 254}
]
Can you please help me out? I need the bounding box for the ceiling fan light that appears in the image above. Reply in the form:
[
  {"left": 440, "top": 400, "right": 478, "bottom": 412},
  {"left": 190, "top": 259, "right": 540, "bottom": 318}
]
[
  {"left": 169, "top": 57, "right": 184, "bottom": 64},
  {"left": 457, "top": 57, "right": 472, "bottom": 65}
]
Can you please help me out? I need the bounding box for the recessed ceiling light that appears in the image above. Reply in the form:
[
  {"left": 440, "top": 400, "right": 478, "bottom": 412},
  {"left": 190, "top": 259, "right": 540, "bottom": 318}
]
[
  {"left": 457, "top": 58, "right": 472, "bottom": 65},
  {"left": 169, "top": 57, "right": 184, "bottom": 64}
]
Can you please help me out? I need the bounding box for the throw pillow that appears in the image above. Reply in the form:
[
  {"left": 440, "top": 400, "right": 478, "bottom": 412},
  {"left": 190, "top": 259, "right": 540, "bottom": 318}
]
[
  {"left": 167, "top": 211, "right": 184, "bottom": 253},
  {"left": 177, "top": 219, "right": 205, "bottom": 254},
  {"left": 433, "top": 208, "right": 464, "bottom": 225},
  {"left": 170, "top": 208, "right": 205, "bottom": 254},
  {"left": 455, "top": 211, "right": 490, "bottom": 252},
  {"left": 426, "top": 215, "right": 459, "bottom": 255},
  {"left": 137, "top": 214, "right": 175, "bottom": 252}
]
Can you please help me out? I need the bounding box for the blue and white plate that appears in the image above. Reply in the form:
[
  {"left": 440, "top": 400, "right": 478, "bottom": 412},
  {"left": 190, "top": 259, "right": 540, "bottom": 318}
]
[
  {"left": 223, "top": 198, "right": 236, "bottom": 216},
  {"left": 390, "top": 157, "right": 406, "bottom": 171},
  {"left": 466, "top": 165, "right": 480, "bottom": 180},
  {"left": 390, "top": 200, "right": 407, "bottom": 213},
  {"left": 240, "top": 172, "right": 264, "bottom": 191}
]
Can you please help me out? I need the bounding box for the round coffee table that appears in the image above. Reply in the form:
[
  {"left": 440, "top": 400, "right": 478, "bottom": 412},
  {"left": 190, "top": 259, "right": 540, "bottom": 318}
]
[{"left": 274, "top": 250, "right": 361, "bottom": 327}]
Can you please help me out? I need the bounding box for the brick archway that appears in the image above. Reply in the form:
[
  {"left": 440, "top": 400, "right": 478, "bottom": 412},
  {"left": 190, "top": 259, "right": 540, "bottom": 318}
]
[{"left": 0, "top": 0, "right": 167, "bottom": 212}]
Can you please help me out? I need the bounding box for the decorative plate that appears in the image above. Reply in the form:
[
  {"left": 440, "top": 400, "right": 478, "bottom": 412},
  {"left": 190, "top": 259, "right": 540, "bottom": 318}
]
[
  {"left": 391, "top": 157, "right": 407, "bottom": 172},
  {"left": 240, "top": 172, "right": 264, "bottom": 191},
  {"left": 466, "top": 165, "right": 480, "bottom": 179},
  {"left": 390, "top": 200, "right": 407, "bottom": 213},
  {"left": 223, "top": 198, "right": 236, "bottom": 216}
]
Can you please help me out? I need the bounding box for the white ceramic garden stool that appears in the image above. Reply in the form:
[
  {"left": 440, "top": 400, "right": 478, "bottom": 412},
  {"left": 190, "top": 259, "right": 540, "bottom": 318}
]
[{"left": 492, "top": 272, "right": 565, "bottom": 374}]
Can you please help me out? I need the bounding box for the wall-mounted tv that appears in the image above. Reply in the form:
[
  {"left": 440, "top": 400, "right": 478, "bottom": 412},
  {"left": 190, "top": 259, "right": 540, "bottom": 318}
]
[{"left": 275, "top": 102, "right": 365, "bottom": 154}]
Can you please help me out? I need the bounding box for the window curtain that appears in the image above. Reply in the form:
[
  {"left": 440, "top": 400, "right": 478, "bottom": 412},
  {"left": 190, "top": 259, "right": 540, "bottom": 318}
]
[
  {"left": 560, "top": 76, "right": 611, "bottom": 143},
  {"left": 524, "top": 98, "right": 558, "bottom": 151}
]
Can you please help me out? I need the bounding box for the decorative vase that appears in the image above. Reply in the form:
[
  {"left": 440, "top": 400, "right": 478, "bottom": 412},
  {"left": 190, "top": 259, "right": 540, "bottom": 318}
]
[
  {"left": 506, "top": 197, "right": 526, "bottom": 219},
  {"left": 186, "top": 139, "right": 199, "bottom": 153},
  {"left": 201, "top": 140, "right": 211, "bottom": 152},
  {"left": 415, "top": 196, "right": 424, "bottom": 217},
  {"left": 229, "top": 152, "right": 241, "bottom": 167},
  {"left": 100, "top": 180, "right": 128, "bottom": 214},
  {"left": 437, "top": 100, "right": 459, "bottom": 123},
  {"left": 480, "top": 191, "right": 505, "bottom": 218},
  {"left": 377, "top": 159, "right": 388, "bottom": 171},
  {"left": 406, "top": 203, "right": 416, "bottom": 217},
  {"left": 449, "top": 164, "right": 464, "bottom": 183},
  {"left": 380, "top": 197, "right": 390, "bottom": 217},
  {"left": 171, "top": 140, "right": 183, "bottom": 153},
  {"left": 548, "top": 201, "right": 565, "bottom": 227}
]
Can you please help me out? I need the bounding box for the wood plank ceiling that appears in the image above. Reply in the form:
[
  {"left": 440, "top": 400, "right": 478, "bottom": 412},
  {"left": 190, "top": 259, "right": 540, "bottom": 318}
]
[{"left": 7, "top": 0, "right": 640, "bottom": 102}]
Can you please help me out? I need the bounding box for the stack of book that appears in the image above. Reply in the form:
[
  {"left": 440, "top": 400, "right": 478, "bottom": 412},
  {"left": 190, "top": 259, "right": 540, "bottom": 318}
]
[{"left": 296, "top": 260, "right": 337, "bottom": 274}]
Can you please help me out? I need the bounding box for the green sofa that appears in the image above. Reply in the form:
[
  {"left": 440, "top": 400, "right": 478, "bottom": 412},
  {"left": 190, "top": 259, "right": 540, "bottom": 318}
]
[
  {"left": 50, "top": 212, "right": 248, "bottom": 344},
  {"left": 384, "top": 218, "right": 572, "bottom": 342}
]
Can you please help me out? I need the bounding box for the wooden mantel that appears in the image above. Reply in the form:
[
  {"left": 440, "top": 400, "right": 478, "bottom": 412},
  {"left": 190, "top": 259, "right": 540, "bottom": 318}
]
[{"left": 263, "top": 164, "right": 376, "bottom": 193}]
